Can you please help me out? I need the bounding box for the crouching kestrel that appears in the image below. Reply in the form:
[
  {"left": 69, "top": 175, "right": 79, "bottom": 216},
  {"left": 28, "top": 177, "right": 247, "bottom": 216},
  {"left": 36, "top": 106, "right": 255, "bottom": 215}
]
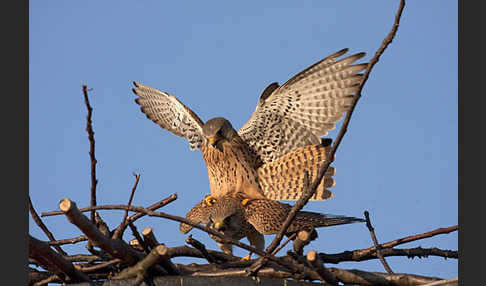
[
  {"left": 133, "top": 48, "right": 367, "bottom": 204},
  {"left": 180, "top": 195, "right": 364, "bottom": 258}
]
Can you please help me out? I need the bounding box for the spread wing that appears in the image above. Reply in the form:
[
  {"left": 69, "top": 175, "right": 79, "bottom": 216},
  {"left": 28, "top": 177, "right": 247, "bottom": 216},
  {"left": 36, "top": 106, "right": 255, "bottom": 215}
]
[
  {"left": 132, "top": 82, "right": 205, "bottom": 150},
  {"left": 238, "top": 49, "right": 367, "bottom": 163}
]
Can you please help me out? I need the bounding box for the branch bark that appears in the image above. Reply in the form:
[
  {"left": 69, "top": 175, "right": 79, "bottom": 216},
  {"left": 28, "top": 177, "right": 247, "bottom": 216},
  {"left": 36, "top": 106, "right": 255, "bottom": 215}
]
[
  {"left": 82, "top": 84, "right": 98, "bottom": 223},
  {"left": 29, "top": 235, "right": 93, "bottom": 285}
]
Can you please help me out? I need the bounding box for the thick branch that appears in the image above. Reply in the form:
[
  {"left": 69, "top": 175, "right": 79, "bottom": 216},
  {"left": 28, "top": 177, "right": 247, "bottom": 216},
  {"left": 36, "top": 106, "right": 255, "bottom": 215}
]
[
  {"left": 59, "top": 198, "right": 144, "bottom": 265},
  {"left": 29, "top": 235, "right": 93, "bottom": 285}
]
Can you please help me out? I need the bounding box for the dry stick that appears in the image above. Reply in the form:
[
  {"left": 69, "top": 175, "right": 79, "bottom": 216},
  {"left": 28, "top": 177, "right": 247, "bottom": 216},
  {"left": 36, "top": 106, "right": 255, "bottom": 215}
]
[
  {"left": 112, "top": 173, "right": 141, "bottom": 239},
  {"left": 249, "top": 0, "right": 407, "bottom": 276},
  {"left": 48, "top": 235, "right": 88, "bottom": 246},
  {"left": 165, "top": 245, "right": 235, "bottom": 262},
  {"left": 356, "top": 225, "right": 458, "bottom": 256},
  {"left": 29, "top": 235, "right": 94, "bottom": 285},
  {"left": 42, "top": 193, "right": 178, "bottom": 219},
  {"left": 64, "top": 254, "right": 106, "bottom": 263},
  {"left": 186, "top": 235, "right": 217, "bottom": 264},
  {"left": 328, "top": 267, "right": 441, "bottom": 286},
  {"left": 115, "top": 244, "right": 180, "bottom": 278},
  {"left": 82, "top": 84, "right": 98, "bottom": 223},
  {"left": 320, "top": 247, "right": 457, "bottom": 264},
  {"left": 59, "top": 198, "right": 145, "bottom": 265},
  {"left": 271, "top": 233, "right": 297, "bottom": 256},
  {"left": 364, "top": 210, "right": 394, "bottom": 274},
  {"left": 306, "top": 250, "right": 338, "bottom": 285},
  {"left": 28, "top": 195, "right": 68, "bottom": 256},
  {"left": 319, "top": 225, "right": 458, "bottom": 264},
  {"left": 142, "top": 227, "right": 161, "bottom": 250},
  {"left": 33, "top": 274, "right": 60, "bottom": 286},
  {"left": 129, "top": 222, "right": 151, "bottom": 254},
  {"left": 77, "top": 258, "right": 122, "bottom": 273}
]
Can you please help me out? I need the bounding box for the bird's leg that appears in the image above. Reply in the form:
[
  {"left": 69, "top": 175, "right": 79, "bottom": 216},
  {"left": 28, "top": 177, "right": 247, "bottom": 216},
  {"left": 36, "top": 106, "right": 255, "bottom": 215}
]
[
  {"left": 242, "top": 230, "right": 264, "bottom": 261},
  {"left": 218, "top": 242, "right": 233, "bottom": 255}
]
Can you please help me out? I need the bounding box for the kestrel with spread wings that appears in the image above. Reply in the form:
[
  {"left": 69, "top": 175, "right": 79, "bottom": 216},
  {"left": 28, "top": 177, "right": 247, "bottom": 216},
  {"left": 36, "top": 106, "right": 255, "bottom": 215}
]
[{"left": 133, "top": 48, "right": 367, "bottom": 204}]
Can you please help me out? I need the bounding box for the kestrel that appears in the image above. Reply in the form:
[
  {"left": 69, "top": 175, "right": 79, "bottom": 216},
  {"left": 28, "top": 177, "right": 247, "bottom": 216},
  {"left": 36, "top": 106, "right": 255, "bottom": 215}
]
[
  {"left": 133, "top": 48, "right": 367, "bottom": 203},
  {"left": 180, "top": 195, "right": 364, "bottom": 257}
]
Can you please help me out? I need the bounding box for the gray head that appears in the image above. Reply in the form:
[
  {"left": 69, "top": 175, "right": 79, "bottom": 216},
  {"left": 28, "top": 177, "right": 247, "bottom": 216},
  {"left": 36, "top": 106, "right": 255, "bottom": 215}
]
[
  {"left": 202, "top": 117, "right": 237, "bottom": 149},
  {"left": 209, "top": 197, "right": 244, "bottom": 232}
]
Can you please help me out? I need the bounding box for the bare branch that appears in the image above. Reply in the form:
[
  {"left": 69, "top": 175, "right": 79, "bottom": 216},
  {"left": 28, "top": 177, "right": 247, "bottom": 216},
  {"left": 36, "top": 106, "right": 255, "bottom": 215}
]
[
  {"left": 142, "top": 227, "right": 161, "bottom": 250},
  {"left": 82, "top": 84, "right": 98, "bottom": 223},
  {"left": 28, "top": 195, "right": 67, "bottom": 256},
  {"left": 364, "top": 210, "right": 394, "bottom": 274},
  {"left": 112, "top": 173, "right": 142, "bottom": 239},
  {"left": 186, "top": 235, "right": 217, "bottom": 264},
  {"left": 59, "top": 198, "right": 144, "bottom": 265},
  {"left": 29, "top": 235, "right": 93, "bottom": 285}
]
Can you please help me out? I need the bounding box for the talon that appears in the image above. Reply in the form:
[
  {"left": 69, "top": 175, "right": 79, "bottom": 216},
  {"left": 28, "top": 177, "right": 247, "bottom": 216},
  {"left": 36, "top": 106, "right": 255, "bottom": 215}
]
[
  {"left": 241, "top": 198, "right": 250, "bottom": 206},
  {"left": 204, "top": 196, "right": 216, "bottom": 206},
  {"left": 241, "top": 253, "right": 252, "bottom": 261}
]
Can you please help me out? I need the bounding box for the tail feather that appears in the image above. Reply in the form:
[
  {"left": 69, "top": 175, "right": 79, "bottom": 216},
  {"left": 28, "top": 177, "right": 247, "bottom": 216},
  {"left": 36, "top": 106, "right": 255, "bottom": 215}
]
[
  {"left": 257, "top": 143, "right": 336, "bottom": 201},
  {"left": 290, "top": 212, "right": 364, "bottom": 232}
]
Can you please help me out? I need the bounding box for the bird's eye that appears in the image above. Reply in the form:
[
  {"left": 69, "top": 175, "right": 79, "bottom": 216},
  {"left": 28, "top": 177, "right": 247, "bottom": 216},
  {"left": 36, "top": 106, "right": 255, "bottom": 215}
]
[{"left": 216, "top": 129, "right": 223, "bottom": 136}]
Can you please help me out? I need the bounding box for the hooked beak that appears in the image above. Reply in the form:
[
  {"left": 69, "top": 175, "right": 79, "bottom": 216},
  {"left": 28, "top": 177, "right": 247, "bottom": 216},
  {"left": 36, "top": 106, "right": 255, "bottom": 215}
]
[
  {"left": 208, "top": 137, "right": 217, "bottom": 147},
  {"left": 214, "top": 221, "right": 224, "bottom": 231},
  {"left": 207, "top": 136, "right": 223, "bottom": 151}
]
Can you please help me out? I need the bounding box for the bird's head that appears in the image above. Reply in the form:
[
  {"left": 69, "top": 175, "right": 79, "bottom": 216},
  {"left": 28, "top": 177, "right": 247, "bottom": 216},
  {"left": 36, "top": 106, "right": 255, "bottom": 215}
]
[
  {"left": 208, "top": 197, "right": 244, "bottom": 233},
  {"left": 202, "top": 117, "right": 237, "bottom": 151}
]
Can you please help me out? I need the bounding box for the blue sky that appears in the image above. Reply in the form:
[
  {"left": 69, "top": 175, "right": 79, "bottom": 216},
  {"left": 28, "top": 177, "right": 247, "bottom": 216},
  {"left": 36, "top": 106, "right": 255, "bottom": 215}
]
[{"left": 29, "top": 1, "right": 457, "bottom": 279}]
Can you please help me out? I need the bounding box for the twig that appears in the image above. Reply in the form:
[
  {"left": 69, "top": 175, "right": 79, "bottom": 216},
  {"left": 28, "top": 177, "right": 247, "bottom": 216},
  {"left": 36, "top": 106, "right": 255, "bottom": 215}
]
[
  {"left": 29, "top": 235, "right": 93, "bottom": 285},
  {"left": 420, "top": 277, "right": 458, "bottom": 286},
  {"left": 328, "top": 267, "right": 441, "bottom": 286},
  {"left": 82, "top": 84, "right": 98, "bottom": 223},
  {"left": 271, "top": 233, "right": 297, "bottom": 255},
  {"left": 364, "top": 210, "right": 394, "bottom": 274},
  {"left": 42, "top": 193, "right": 178, "bottom": 218},
  {"left": 48, "top": 235, "right": 88, "bottom": 246},
  {"left": 28, "top": 195, "right": 67, "bottom": 256},
  {"left": 186, "top": 235, "right": 217, "bottom": 264},
  {"left": 165, "top": 245, "right": 236, "bottom": 262},
  {"left": 33, "top": 274, "right": 60, "bottom": 286},
  {"left": 320, "top": 246, "right": 458, "bottom": 264},
  {"left": 356, "top": 225, "right": 458, "bottom": 257},
  {"left": 112, "top": 173, "right": 141, "bottom": 239},
  {"left": 76, "top": 258, "right": 122, "bottom": 273}
]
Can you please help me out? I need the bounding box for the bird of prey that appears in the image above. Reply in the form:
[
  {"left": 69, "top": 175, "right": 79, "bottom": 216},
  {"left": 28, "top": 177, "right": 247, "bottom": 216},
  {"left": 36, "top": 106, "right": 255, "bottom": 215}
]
[
  {"left": 133, "top": 48, "right": 367, "bottom": 205},
  {"left": 180, "top": 195, "right": 364, "bottom": 258}
]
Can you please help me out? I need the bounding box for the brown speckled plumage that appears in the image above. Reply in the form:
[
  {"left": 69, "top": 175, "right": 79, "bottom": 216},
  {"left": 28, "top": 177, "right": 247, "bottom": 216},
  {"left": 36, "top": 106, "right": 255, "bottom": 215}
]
[{"left": 180, "top": 195, "right": 364, "bottom": 253}]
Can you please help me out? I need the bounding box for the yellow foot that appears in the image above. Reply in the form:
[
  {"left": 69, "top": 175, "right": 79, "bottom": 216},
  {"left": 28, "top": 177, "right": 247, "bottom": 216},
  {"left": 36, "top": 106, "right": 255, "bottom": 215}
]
[
  {"left": 241, "top": 253, "right": 252, "bottom": 261},
  {"left": 241, "top": 198, "right": 250, "bottom": 206},
  {"left": 204, "top": 196, "right": 217, "bottom": 206}
]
